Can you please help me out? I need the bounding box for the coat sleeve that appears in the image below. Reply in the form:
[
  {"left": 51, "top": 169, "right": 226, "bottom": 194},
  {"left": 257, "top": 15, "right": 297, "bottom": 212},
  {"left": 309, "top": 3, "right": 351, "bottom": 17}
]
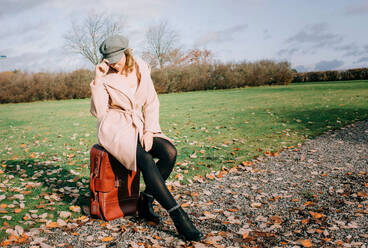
[
  {"left": 90, "top": 79, "right": 109, "bottom": 121},
  {"left": 142, "top": 62, "right": 162, "bottom": 134}
]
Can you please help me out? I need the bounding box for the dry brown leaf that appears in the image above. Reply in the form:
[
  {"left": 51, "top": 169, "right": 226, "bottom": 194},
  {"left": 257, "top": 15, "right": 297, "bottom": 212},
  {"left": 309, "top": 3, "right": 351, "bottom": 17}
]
[
  {"left": 14, "top": 208, "right": 22, "bottom": 213},
  {"left": 57, "top": 219, "right": 67, "bottom": 227},
  {"left": 46, "top": 222, "right": 60, "bottom": 228},
  {"left": 101, "top": 236, "right": 114, "bottom": 242},
  {"left": 69, "top": 205, "right": 81, "bottom": 213},
  {"left": 271, "top": 152, "right": 279, "bottom": 157},
  {"left": 76, "top": 215, "right": 87, "bottom": 221},
  {"left": 59, "top": 211, "right": 71, "bottom": 219},
  {"left": 309, "top": 211, "right": 323, "bottom": 219},
  {"left": 191, "top": 192, "right": 199, "bottom": 197},
  {"left": 335, "top": 240, "right": 345, "bottom": 245},
  {"left": 357, "top": 191, "right": 367, "bottom": 197},
  {"left": 206, "top": 174, "right": 215, "bottom": 180},
  {"left": 301, "top": 218, "right": 309, "bottom": 224},
  {"left": 0, "top": 240, "right": 12, "bottom": 246},
  {"left": 227, "top": 208, "right": 239, "bottom": 212},
  {"left": 298, "top": 239, "right": 313, "bottom": 247},
  {"left": 270, "top": 215, "right": 282, "bottom": 224},
  {"left": 181, "top": 203, "right": 190, "bottom": 208},
  {"left": 251, "top": 202, "right": 262, "bottom": 208}
]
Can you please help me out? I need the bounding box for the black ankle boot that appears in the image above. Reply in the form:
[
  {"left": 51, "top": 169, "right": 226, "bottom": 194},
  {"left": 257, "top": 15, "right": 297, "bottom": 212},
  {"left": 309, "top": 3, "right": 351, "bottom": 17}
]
[
  {"left": 137, "top": 192, "right": 161, "bottom": 223},
  {"left": 169, "top": 206, "right": 204, "bottom": 241}
]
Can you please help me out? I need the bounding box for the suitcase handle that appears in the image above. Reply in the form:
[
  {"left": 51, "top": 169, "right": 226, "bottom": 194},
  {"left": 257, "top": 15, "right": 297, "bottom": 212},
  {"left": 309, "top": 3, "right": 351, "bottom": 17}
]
[{"left": 90, "top": 151, "right": 104, "bottom": 195}]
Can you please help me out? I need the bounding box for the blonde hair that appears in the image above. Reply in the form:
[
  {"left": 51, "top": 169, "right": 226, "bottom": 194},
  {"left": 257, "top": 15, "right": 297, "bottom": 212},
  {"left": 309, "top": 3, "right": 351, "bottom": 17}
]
[
  {"left": 121, "top": 48, "right": 141, "bottom": 85},
  {"left": 120, "top": 48, "right": 135, "bottom": 76}
]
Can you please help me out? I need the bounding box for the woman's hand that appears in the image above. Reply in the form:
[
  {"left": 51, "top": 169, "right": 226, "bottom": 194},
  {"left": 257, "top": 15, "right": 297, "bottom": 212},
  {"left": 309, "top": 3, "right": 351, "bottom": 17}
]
[
  {"left": 142, "top": 131, "right": 153, "bottom": 152},
  {"left": 94, "top": 59, "right": 110, "bottom": 81}
]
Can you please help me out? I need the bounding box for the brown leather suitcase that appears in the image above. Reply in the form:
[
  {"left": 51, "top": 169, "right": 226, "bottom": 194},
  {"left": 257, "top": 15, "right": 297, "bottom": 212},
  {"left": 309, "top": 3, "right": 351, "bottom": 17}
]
[{"left": 89, "top": 144, "right": 140, "bottom": 221}]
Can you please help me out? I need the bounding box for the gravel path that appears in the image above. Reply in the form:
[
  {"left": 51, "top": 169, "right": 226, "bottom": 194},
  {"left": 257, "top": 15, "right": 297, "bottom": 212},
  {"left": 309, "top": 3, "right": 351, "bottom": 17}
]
[{"left": 11, "top": 121, "right": 368, "bottom": 248}]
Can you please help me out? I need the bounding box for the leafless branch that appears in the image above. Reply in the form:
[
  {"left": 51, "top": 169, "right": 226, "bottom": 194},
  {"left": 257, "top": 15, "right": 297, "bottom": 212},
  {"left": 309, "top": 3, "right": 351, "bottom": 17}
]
[{"left": 63, "top": 11, "right": 126, "bottom": 66}]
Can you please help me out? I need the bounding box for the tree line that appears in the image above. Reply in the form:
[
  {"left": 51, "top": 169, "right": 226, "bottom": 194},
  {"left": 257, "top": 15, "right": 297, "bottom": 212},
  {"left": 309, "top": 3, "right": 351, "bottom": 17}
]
[{"left": 0, "top": 58, "right": 294, "bottom": 103}]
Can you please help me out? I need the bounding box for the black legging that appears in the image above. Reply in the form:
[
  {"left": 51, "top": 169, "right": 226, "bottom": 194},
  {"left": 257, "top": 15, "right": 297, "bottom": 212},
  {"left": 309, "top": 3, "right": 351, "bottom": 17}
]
[{"left": 136, "top": 135, "right": 178, "bottom": 210}]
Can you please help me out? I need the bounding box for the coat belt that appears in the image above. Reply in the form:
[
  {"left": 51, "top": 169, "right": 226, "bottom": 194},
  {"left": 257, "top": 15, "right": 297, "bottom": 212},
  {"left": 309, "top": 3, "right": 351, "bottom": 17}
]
[{"left": 109, "top": 106, "right": 144, "bottom": 128}]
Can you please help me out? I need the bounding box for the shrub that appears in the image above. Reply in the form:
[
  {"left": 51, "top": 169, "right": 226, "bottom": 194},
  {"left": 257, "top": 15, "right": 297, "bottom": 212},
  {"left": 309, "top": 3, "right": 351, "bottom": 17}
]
[
  {"left": 292, "top": 68, "right": 368, "bottom": 82},
  {"left": 0, "top": 60, "right": 295, "bottom": 103}
]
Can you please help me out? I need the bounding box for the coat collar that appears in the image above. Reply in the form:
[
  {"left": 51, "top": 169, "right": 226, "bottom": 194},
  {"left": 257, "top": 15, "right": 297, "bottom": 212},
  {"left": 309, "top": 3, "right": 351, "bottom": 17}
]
[{"left": 103, "top": 56, "right": 145, "bottom": 105}]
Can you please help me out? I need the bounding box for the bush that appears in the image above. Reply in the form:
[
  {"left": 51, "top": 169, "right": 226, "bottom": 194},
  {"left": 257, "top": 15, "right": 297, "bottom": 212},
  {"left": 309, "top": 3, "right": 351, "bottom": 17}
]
[
  {"left": 0, "top": 70, "right": 93, "bottom": 103},
  {"left": 0, "top": 60, "right": 295, "bottom": 103},
  {"left": 292, "top": 68, "right": 368, "bottom": 83},
  {"left": 151, "top": 60, "right": 294, "bottom": 93}
]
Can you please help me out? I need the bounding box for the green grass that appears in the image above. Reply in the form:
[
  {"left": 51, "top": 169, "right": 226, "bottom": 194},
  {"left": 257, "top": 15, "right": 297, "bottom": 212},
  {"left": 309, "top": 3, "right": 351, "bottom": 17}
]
[{"left": 0, "top": 80, "right": 368, "bottom": 243}]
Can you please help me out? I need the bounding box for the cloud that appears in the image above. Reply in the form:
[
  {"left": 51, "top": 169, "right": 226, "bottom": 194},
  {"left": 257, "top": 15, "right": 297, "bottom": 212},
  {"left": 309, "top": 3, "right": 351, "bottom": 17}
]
[
  {"left": 332, "top": 42, "right": 368, "bottom": 58},
  {"left": 0, "top": 0, "right": 48, "bottom": 19},
  {"left": 314, "top": 59, "right": 344, "bottom": 71},
  {"left": 194, "top": 24, "right": 248, "bottom": 47},
  {"left": 344, "top": 1, "right": 368, "bottom": 16},
  {"left": 0, "top": 19, "right": 50, "bottom": 39},
  {"left": 364, "top": 44, "right": 368, "bottom": 53},
  {"left": 334, "top": 43, "right": 361, "bottom": 57},
  {"left": 278, "top": 22, "right": 344, "bottom": 57},
  {"left": 0, "top": 47, "right": 90, "bottom": 73},
  {"left": 286, "top": 22, "right": 343, "bottom": 48},
  {"left": 277, "top": 47, "right": 299, "bottom": 56},
  {"left": 354, "top": 56, "right": 368, "bottom": 64}
]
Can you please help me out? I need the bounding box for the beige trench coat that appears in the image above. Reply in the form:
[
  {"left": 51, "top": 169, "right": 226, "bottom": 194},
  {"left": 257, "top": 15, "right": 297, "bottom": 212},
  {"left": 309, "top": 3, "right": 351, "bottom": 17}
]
[{"left": 90, "top": 57, "right": 173, "bottom": 172}]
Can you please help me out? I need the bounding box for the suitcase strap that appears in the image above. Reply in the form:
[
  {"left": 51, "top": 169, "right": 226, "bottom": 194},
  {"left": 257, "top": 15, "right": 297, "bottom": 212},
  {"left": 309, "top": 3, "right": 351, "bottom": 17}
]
[
  {"left": 91, "top": 151, "right": 138, "bottom": 197},
  {"left": 90, "top": 151, "right": 104, "bottom": 196},
  {"left": 115, "top": 171, "right": 137, "bottom": 197},
  {"left": 90, "top": 150, "right": 104, "bottom": 217}
]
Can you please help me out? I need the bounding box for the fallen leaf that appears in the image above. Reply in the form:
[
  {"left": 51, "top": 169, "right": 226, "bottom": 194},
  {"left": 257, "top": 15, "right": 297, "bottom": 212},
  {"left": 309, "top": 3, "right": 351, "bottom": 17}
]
[
  {"left": 181, "top": 203, "right": 190, "bottom": 208},
  {"left": 69, "top": 206, "right": 81, "bottom": 213},
  {"left": 309, "top": 211, "right": 323, "bottom": 219},
  {"left": 301, "top": 218, "right": 309, "bottom": 224},
  {"left": 298, "top": 239, "right": 313, "bottom": 247},
  {"left": 270, "top": 215, "right": 282, "bottom": 224},
  {"left": 46, "top": 222, "right": 60, "bottom": 228},
  {"left": 14, "top": 208, "right": 22, "bottom": 213},
  {"left": 101, "top": 236, "right": 114, "bottom": 242},
  {"left": 251, "top": 202, "right": 262, "bottom": 208},
  {"left": 59, "top": 211, "right": 72, "bottom": 219}
]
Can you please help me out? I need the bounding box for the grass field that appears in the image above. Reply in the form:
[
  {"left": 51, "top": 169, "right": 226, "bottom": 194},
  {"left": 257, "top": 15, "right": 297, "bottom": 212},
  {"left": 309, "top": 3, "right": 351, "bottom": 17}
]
[{"left": 0, "top": 80, "right": 367, "bottom": 242}]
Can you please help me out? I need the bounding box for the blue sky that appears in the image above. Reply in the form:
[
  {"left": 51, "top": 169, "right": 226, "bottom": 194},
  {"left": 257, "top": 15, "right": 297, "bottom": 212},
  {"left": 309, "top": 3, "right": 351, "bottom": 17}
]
[{"left": 0, "top": 0, "right": 367, "bottom": 73}]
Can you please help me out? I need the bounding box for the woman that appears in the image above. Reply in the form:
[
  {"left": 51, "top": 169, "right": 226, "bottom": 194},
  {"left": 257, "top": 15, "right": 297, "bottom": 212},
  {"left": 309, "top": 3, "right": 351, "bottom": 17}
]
[{"left": 90, "top": 34, "right": 204, "bottom": 241}]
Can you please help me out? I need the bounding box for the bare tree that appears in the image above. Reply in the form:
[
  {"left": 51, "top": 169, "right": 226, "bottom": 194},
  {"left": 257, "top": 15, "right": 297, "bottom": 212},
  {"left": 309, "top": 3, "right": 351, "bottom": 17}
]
[
  {"left": 143, "top": 20, "right": 179, "bottom": 69},
  {"left": 63, "top": 12, "right": 126, "bottom": 66}
]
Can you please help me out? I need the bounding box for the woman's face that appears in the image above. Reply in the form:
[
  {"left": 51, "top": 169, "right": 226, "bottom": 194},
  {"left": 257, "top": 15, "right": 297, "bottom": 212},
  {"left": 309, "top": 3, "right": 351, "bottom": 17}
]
[{"left": 109, "top": 53, "right": 126, "bottom": 72}]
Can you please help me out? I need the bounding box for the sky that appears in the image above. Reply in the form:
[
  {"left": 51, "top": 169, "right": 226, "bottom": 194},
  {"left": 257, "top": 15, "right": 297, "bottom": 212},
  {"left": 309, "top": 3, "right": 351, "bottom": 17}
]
[{"left": 0, "top": 0, "right": 367, "bottom": 73}]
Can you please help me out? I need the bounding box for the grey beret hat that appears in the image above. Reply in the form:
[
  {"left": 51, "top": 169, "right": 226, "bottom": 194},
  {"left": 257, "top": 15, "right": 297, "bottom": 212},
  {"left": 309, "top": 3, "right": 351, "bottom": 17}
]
[{"left": 99, "top": 34, "right": 129, "bottom": 64}]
